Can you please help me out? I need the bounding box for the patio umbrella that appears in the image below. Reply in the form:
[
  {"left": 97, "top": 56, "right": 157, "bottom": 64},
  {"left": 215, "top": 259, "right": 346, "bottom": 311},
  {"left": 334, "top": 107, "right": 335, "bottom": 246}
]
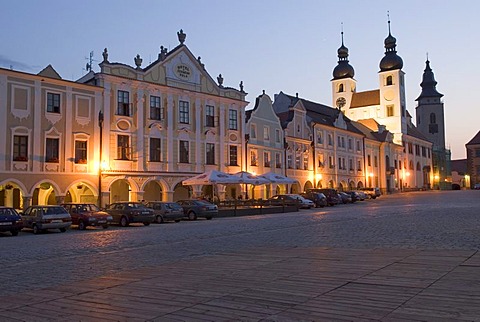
[
  {"left": 182, "top": 169, "right": 240, "bottom": 185},
  {"left": 258, "top": 172, "right": 298, "bottom": 184},
  {"left": 233, "top": 171, "right": 270, "bottom": 185}
]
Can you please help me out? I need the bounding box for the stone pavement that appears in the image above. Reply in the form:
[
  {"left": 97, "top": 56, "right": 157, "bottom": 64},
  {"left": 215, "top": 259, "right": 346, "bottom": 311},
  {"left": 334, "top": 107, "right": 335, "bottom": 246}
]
[{"left": 1, "top": 246, "right": 480, "bottom": 321}]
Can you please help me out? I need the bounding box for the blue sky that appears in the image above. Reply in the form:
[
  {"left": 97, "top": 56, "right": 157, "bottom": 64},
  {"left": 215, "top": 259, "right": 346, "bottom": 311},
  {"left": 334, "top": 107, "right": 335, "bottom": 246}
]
[{"left": 1, "top": 0, "right": 478, "bottom": 159}]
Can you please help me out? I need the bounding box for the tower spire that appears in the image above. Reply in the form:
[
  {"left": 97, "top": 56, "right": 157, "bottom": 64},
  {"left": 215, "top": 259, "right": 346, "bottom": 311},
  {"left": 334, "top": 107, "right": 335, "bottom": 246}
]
[{"left": 387, "top": 11, "right": 391, "bottom": 35}]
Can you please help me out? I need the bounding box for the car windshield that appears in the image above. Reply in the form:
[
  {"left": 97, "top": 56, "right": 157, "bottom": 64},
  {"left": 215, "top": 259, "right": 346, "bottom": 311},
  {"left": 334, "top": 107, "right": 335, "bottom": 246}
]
[
  {"left": 79, "top": 204, "right": 99, "bottom": 212},
  {"left": 44, "top": 207, "right": 66, "bottom": 215},
  {"left": 195, "top": 200, "right": 213, "bottom": 206},
  {"left": 0, "top": 208, "right": 18, "bottom": 216},
  {"left": 167, "top": 203, "right": 182, "bottom": 210}
]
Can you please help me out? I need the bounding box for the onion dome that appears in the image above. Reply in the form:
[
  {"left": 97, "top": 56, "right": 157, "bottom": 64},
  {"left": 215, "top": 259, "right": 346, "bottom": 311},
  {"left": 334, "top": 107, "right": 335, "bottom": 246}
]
[
  {"left": 379, "top": 19, "right": 403, "bottom": 71},
  {"left": 416, "top": 59, "right": 443, "bottom": 101},
  {"left": 333, "top": 31, "right": 355, "bottom": 79}
]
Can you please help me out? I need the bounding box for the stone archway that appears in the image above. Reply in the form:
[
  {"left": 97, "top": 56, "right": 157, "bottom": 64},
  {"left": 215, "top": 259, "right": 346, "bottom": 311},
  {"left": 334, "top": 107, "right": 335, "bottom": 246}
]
[
  {"left": 304, "top": 181, "right": 313, "bottom": 192},
  {"left": 0, "top": 182, "right": 24, "bottom": 209},
  {"left": 349, "top": 181, "right": 356, "bottom": 190},
  {"left": 357, "top": 181, "right": 364, "bottom": 189},
  {"left": 143, "top": 181, "right": 163, "bottom": 202},
  {"left": 173, "top": 182, "right": 191, "bottom": 201},
  {"left": 109, "top": 179, "right": 131, "bottom": 204},
  {"left": 328, "top": 180, "right": 335, "bottom": 189}
]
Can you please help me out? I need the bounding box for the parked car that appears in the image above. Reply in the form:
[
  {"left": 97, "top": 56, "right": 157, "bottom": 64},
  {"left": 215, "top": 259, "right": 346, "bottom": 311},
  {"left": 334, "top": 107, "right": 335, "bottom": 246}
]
[
  {"left": 0, "top": 206, "right": 23, "bottom": 236},
  {"left": 360, "top": 187, "right": 381, "bottom": 199},
  {"left": 105, "top": 202, "right": 155, "bottom": 227},
  {"left": 306, "top": 188, "right": 340, "bottom": 206},
  {"left": 21, "top": 205, "right": 71, "bottom": 234},
  {"left": 176, "top": 200, "right": 217, "bottom": 220},
  {"left": 269, "top": 194, "right": 301, "bottom": 207},
  {"left": 145, "top": 201, "right": 184, "bottom": 223},
  {"left": 61, "top": 203, "right": 113, "bottom": 230},
  {"left": 285, "top": 194, "right": 314, "bottom": 209},
  {"left": 346, "top": 191, "right": 361, "bottom": 202},
  {"left": 354, "top": 190, "right": 367, "bottom": 201},
  {"left": 474, "top": 183, "right": 480, "bottom": 190},
  {"left": 301, "top": 192, "right": 328, "bottom": 208},
  {"left": 338, "top": 192, "right": 353, "bottom": 204}
]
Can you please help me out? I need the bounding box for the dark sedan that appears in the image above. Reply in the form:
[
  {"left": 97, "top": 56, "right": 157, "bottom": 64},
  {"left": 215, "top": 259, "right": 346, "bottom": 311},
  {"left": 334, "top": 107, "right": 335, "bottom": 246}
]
[
  {"left": 145, "top": 201, "right": 184, "bottom": 223},
  {"left": 105, "top": 202, "right": 155, "bottom": 227},
  {"left": 61, "top": 203, "right": 113, "bottom": 230},
  {"left": 0, "top": 207, "right": 23, "bottom": 236},
  {"left": 301, "top": 192, "right": 328, "bottom": 208},
  {"left": 176, "top": 200, "right": 217, "bottom": 220}
]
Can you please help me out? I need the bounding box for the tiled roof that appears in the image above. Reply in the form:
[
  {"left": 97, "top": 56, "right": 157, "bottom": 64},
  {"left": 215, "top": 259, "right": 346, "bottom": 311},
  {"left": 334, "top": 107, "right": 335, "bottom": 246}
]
[
  {"left": 357, "top": 119, "right": 380, "bottom": 131},
  {"left": 466, "top": 130, "right": 480, "bottom": 145},
  {"left": 407, "top": 124, "right": 429, "bottom": 141},
  {"left": 451, "top": 159, "right": 467, "bottom": 173},
  {"left": 350, "top": 90, "right": 380, "bottom": 108}
]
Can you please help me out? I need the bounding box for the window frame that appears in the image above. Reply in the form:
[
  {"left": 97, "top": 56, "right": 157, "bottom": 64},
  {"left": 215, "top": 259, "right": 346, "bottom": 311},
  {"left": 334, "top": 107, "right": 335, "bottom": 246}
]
[
  {"left": 149, "top": 137, "right": 161, "bottom": 162},
  {"left": 179, "top": 100, "right": 190, "bottom": 124},
  {"left": 229, "top": 109, "right": 238, "bottom": 130},
  {"left": 206, "top": 143, "right": 215, "bottom": 165},
  {"left": 149, "top": 95, "right": 163, "bottom": 120},
  {"left": 117, "top": 135, "right": 130, "bottom": 160},
  {"left": 179, "top": 140, "right": 189, "bottom": 163},
  {"left": 46, "top": 92, "right": 61, "bottom": 113},
  {"left": 117, "top": 90, "right": 130, "bottom": 116},
  {"left": 13, "top": 135, "right": 28, "bottom": 161},
  {"left": 74, "top": 140, "right": 88, "bottom": 164},
  {"left": 45, "top": 138, "right": 60, "bottom": 163}
]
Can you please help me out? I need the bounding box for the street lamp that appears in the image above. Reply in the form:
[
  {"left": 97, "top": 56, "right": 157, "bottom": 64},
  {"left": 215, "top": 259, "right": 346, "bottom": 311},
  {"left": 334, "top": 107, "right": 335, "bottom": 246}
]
[{"left": 98, "top": 110, "right": 104, "bottom": 208}]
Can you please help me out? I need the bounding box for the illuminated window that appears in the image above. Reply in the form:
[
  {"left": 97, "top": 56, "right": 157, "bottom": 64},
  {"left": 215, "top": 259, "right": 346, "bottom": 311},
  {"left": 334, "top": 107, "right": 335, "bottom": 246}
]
[{"left": 74, "top": 140, "right": 87, "bottom": 164}]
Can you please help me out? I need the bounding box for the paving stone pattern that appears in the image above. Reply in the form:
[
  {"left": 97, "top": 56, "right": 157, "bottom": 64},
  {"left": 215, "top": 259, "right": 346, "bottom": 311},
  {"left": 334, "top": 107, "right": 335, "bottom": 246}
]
[{"left": 0, "top": 190, "right": 479, "bottom": 320}]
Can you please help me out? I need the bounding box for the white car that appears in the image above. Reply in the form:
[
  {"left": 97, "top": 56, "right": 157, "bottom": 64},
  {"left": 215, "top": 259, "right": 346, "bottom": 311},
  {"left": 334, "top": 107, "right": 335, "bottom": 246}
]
[{"left": 286, "top": 194, "right": 315, "bottom": 209}]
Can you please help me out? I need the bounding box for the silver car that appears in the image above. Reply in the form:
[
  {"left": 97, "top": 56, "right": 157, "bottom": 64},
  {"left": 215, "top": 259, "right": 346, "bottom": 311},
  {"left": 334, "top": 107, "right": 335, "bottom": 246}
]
[{"left": 21, "top": 205, "right": 72, "bottom": 234}]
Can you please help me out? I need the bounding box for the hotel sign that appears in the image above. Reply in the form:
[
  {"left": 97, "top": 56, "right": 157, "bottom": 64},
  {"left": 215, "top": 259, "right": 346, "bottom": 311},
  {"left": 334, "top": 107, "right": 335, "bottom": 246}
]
[{"left": 174, "top": 64, "right": 192, "bottom": 80}]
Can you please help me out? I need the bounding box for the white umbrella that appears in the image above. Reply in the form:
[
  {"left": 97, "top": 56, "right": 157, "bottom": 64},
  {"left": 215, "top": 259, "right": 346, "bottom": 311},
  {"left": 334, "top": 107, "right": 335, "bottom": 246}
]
[
  {"left": 233, "top": 171, "right": 270, "bottom": 185},
  {"left": 258, "top": 172, "right": 298, "bottom": 184},
  {"left": 182, "top": 169, "right": 240, "bottom": 185}
]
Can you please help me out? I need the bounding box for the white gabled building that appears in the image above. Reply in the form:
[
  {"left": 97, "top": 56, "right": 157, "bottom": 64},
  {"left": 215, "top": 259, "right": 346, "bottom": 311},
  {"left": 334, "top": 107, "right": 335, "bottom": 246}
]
[{"left": 79, "top": 30, "right": 248, "bottom": 204}]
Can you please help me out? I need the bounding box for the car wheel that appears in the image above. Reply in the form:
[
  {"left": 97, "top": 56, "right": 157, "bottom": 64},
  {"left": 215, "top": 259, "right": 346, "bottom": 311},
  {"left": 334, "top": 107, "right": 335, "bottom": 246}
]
[
  {"left": 78, "top": 220, "right": 86, "bottom": 230},
  {"left": 188, "top": 211, "right": 197, "bottom": 221},
  {"left": 33, "top": 225, "right": 40, "bottom": 234},
  {"left": 143, "top": 222, "right": 150, "bottom": 226},
  {"left": 174, "top": 219, "right": 181, "bottom": 223},
  {"left": 102, "top": 225, "right": 109, "bottom": 229},
  {"left": 206, "top": 216, "right": 212, "bottom": 220},
  {"left": 59, "top": 228, "right": 67, "bottom": 233},
  {"left": 10, "top": 230, "right": 18, "bottom": 236},
  {"left": 156, "top": 215, "right": 164, "bottom": 224},
  {"left": 120, "top": 216, "right": 129, "bottom": 227}
]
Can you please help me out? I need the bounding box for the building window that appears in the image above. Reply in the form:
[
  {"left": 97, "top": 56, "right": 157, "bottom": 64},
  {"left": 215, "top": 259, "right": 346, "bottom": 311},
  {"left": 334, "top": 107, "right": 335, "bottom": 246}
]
[
  {"left": 275, "top": 129, "right": 281, "bottom": 143},
  {"left": 275, "top": 153, "right": 282, "bottom": 168},
  {"left": 417, "top": 162, "right": 421, "bottom": 171},
  {"left": 206, "top": 143, "right": 215, "bottom": 165},
  {"left": 386, "top": 75, "right": 393, "bottom": 86},
  {"left": 338, "top": 83, "right": 344, "bottom": 92},
  {"left": 358, "top": 160, "right": 362, "bottom": 172},
  {"left": 430, "top": 113, "right": 436, "bottom": 124},
  {"left": 317, "top": 132, "right": 323, "bottom": 145},
  {"left": 250, "top": 124, "right": 257, "bottom": 139},
  {"left": 374, "top": 155, "right": 378, "bottom": 167},
  {"left": 149, "top": 138, "right": 161, "bottom": 162},
  {"left": 328, "top": 134, "right": 333, "bottom": 146},
  {"left": 287, "top": 154, "right": 293, "bottom": 169},
  {"left": 295, "top": 154, "right": 301, "bottom": 169},
  {"left": 329, "top": 156, "right": 334, "bottom": 168},
  {"left": 150, "top": 96, "right": 163, "bottom": 120},
  {"left": 13, "top": 135, "right": 28, "bottom": 161},
  {"left": 250, "top": 149, "right": 257, "bottom": 166},
  {"left": 47, "top": 92, "right": 60, "bottom": 113},
  {"left": 348, "top": 138, "right": 353, "bottom": 150},
  {"left": 117, "top": 90, "right": 130, "bottom": 116},
  {"left": 422, "top": 146, "right": 427, "bottom": 157},
  {"left": 349, "top": 159, "right": 354, "bottom": 171},
  {"left": 427, "top": 148, "right": 431, "bottom": 158},
  {"left": 356, "top": 140, "right": 361, "bottom": 152},
  {"left": 229, "top": 109, "right": 238, "bottom": 130},
  {"left": 408, "top": 143, "right": 413, "bottom": 154},
  {"left": 179, "top": 100, "right": 189, "bottom": 124},
  {"left": 264, "top": 151, "right": 271, "bottom": 167},
  {"left": 229, "top": 145, "right": 238, "bottom": 166},
  {"left": 415, "top": 144, "right": 420, "bottom": 156},
  {"left": 409, "top": 160, "right": 414, "bottom": 170},
  {"left": 179, "top": 140, "right": 189, "bottom": 163},
  {"left": 337, "top": 136, "right": 341, "bottom": 147},
  {"left": 205, "top": 105, "right": 215, "bottom": 127},
  {"left": 338, "top": 157, "right": 342, "bottom": 169},
  {"left": 303, "top": 155, "right": 308, "bottom": 170},
  {"left": 117, "top": 135, "right": 130, "bottom": 160},
  {"left": 74, "top": 140, "right": 87, "bottom": 164},
  {"left": 386, "top": 105, "right": 394, "bottom": 117},
  {"left": 45, "top": 138, "right": 59, "bottom": 162},
  {"left": 263, "top": 126, "right": 270, "bottom": 141}
]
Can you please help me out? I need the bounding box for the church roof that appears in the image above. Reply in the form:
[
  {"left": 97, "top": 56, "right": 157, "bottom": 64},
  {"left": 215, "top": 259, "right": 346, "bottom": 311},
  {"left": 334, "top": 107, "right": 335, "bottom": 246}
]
[
  {"left": 350, "top": 90, "right": 380, "bottom": 108},
  {"left": 416, "top": 60, "right": 443, "bottom": 100},
  {"left": 37, "top": 64, "right": 62, "bottom": 79},
  {"left": 466, "top": 130, "right": 480, "bottom": 146},
  {"left": 451, "top": 159, "right": 467, "bottom": 174},
  {"left": 407, "top": 123, "right": 429, "bottom": 141}
]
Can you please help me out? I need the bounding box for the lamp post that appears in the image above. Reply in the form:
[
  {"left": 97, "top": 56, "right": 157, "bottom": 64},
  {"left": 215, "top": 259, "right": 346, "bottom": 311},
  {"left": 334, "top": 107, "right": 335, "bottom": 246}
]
[{"left": 98, "top": 110, "right": 104, "bottom": 208}]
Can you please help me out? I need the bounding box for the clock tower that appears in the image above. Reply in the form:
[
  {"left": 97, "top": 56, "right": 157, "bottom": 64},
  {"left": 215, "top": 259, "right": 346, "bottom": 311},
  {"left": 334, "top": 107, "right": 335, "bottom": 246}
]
[{"left": 331, "top": 31, "right": 356, "bottom": 112}]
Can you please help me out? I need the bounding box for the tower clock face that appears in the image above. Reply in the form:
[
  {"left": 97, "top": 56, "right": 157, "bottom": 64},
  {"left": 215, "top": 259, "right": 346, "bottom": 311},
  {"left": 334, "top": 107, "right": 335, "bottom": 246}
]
[{"left": 336, "top": 97, "right": 346, "bottom": 108}]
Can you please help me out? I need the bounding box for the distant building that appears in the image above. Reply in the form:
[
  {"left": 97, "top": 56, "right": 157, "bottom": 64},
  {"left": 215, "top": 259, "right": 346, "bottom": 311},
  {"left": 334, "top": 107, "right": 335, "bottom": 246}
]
[
  {"left": 466, "top": 130, "right": 480, "bottom": 188},
  {"left": 451, "top": 159, "right": 469, "bottom": 189},
  {"left": 331, "top": 22, "right": 433, "bottom": 191}
]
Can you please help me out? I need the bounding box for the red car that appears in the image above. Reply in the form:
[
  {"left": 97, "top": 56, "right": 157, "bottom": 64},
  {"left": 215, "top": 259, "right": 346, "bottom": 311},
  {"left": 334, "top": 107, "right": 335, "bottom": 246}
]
[{"left": 61, "top": 203, "right": 113, "bottom": 230}]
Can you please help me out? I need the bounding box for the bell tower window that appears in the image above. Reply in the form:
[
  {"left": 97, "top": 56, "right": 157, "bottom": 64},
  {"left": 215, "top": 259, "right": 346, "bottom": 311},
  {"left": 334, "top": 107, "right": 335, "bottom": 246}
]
[
  {"left": 386, "top": 75, "right": 393, "bottom": 86},
  {"left": 338, "top": 84, "right": 344, "bottom": 93}
]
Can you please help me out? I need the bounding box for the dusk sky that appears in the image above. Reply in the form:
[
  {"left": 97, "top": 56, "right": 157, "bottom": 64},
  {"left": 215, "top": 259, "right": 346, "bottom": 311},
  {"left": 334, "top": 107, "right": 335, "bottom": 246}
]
[{"left": 2, "top": 0, "right": 478, "bottom": 159}]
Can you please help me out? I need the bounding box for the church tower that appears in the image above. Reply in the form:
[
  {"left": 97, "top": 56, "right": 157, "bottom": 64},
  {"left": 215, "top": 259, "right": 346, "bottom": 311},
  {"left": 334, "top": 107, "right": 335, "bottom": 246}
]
[
  {"left": 415, "top": 58, "right": 451, "bottom": 189},
  {"left": 415, "top": 59, "right": 445, "bottom": 149},
  {"left": 331, "top": 30, "right": 356, "bottom": 112},
  {"left": 378, "top": 18, "right": 407, "bottom": 143}
]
